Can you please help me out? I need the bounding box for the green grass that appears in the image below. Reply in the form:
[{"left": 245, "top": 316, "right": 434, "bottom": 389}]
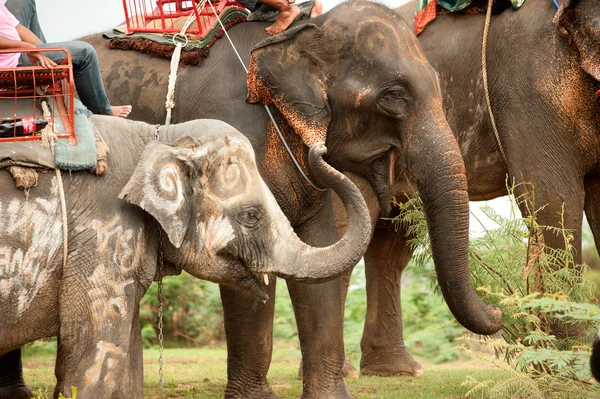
[{"left": 24, "top": 346, "right": 513, "bottom": 399}]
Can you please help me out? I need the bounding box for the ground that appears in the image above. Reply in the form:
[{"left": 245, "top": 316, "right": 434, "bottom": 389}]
[{"left": 24, "top": 346, "right": 512, "bottom": 399}]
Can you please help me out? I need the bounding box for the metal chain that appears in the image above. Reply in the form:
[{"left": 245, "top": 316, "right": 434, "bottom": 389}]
[
  {"left": 157, "top": 227, "right": 165, "bottom": 395},
  {"left": 158, "top": 278, "right": 164, "bottom": 393}
]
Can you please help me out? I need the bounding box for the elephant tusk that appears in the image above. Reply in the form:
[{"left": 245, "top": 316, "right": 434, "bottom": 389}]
[{"left": 263, "top": 273, "right": 269, "bottom": 286}]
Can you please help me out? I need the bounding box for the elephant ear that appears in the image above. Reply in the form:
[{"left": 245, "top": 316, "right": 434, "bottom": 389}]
[
  {"left": 247, "top": 23, "right": 331, "bottom": 147},
  {"left": 554, "top": 0, "right": 600, "bottom": 82},
  {"left": 119, "top": 140, "right": 195, "bottom": 248}
]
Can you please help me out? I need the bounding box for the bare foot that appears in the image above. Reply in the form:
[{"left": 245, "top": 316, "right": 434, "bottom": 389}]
[
  {"left": 310, "top": 0, "right": 322, "bottom": 18},
  {"left": 265, "top": 4, "right": 301, "bottom": 35},
  {"left": 110, "top": 105, "right": 132, "bottom": 118}
]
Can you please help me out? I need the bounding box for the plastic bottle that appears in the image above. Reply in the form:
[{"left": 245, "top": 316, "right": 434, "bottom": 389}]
[{"left": 0, "top": 117, "right": 49, "bottom": 138}]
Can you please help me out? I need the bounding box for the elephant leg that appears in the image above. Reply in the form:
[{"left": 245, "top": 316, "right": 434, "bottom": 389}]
[
  {"left": 584, "top": 176, "right": 600, "bottom": 254},
  {"left": 512, "top": 173, "right": 585, "bottom": 264},
  {"left": 338, "top": 271, "right": 359, "bottom": 378},
  {"left": 0, "top": 348, "right": 32, "bottom": 399},
  {"left": 287, "top": 202, "right": 353, "bottom": 399},
  {"left": 287, "top": 278, "right": 351, "bottom": 399},
  {"left": 54, "top": 271, "right": 143, "bottom": 398},
  {"left": 359, "top": 226, "right": 422, "bottom": 377},
  {"left": 221, "top": 281, "right": 279, "bottom": 399},
  {"left": 297, "top": 269, "right": 358, "bottom": 381}
]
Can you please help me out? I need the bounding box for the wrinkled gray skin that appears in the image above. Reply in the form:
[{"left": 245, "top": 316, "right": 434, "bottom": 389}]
[
  {"left": 1, "top": 2, "right": 504, "bottom": 399},
  {"left": 347, "top": 0, "right": 600, "bottom": 377},
  {"left": 0, "top": 117, "right": 372, "bottom": 399}
]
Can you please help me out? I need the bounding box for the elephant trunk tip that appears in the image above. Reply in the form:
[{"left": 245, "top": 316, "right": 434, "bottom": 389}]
[{"left": 468, "top": 304, "right": 502, "bottom": 336}]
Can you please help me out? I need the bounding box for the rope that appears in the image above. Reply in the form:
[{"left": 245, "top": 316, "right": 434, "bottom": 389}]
[
  {"left": 206, "top": 0, "right": 326, "bottom": 192},
  {"left": 164, "top": 42, "right": 183, "bottom": 125},
  {"left": 482, "top": 0, "right": 507, "bottom": 163},
  {"left": 164, "top": 0, "right": 207, "bottom": 125},
  {"left": 40, "top": 100, "right": 68, "bottom": 270}
]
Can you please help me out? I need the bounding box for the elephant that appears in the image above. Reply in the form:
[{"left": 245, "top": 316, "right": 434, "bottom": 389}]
[
  {"left": 0, "top": 1, "right": 503, "bottom": 398},
  {"left": 592, "top": 329, "right": 600, "bottom": 381},
  {"left": 0, "top": 116, "right": 372, "bottom": 399},
  {"left": 345, "top": 0, "right": 600, "bottom": 378}
]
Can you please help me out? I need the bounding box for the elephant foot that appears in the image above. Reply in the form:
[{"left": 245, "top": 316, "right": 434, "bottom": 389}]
[
  {"left": 360, "top": 350, "right": 423, "bottom": 377},
  {"left": 300, "top": 381, "right": 355, "bottom": 399},
  {"left": 0, "top": 385, "right": 32, "bottom": 399},
  {"left": 224, "top": 386, "right": 280, "bottom": 399},
  {"left": 298, "top": 358, "right": 358, "bottom": 380},
  {"left": 342, "top": 358, "right": 359, "bottom": 379}
]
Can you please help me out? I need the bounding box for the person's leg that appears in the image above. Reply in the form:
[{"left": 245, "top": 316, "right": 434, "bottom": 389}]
[
  {"left": 21, "top": 42, "right": 130, "bottom": 117},
  {"left": 5, "top": 0, "right": 47, "bottom": 43},
  {"left": 38, "top": 42, "right": 111, "bottom": 115},
  {"left": 309, "top": 0, "right": 322, "bottom": 18},
  {"left": 259, "top": 0, "right": 300, "bottom": 35}
]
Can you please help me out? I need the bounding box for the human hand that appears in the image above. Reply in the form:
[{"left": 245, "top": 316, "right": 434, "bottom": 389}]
[{"left": 26, "top": 51, "right": 57, "bottom": 68}]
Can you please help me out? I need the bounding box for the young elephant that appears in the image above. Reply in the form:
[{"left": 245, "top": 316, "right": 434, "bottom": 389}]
[{"left": 0, "top": 117, "right": 370, "bottom": 398}]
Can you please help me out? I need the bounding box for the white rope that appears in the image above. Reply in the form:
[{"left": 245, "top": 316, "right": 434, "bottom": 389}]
[
  {"left": 165, "top": 42, "right": 183, "bottom": 125},
  {"left": 482, "top": 0, "right": 507, "bottom": 163},
  {"left": 40, "top": 100, "right": 69, "bottom": 270},
  {"left": 164, "top": 0, "right": 209, "bottom": 125}
]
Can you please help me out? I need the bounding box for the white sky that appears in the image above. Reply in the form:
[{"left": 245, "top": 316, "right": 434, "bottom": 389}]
[
  {"left": 37, "top": 0, "right": 413, "bottom": 42},
  {"left": 35, "top": 0, "right": 512, "bottom": 234}
]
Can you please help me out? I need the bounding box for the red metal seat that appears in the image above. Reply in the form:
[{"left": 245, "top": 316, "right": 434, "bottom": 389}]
[
  {"left": 0, "top": 48, "right": 76, "bottom": 145},
  {"left": 122, "top": 0, "right": 241, "bottom": 36}
]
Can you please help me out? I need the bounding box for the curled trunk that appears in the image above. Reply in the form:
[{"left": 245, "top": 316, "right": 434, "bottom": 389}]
[{"left": 267, "top": 143, "right": 371, "bottom": 282}]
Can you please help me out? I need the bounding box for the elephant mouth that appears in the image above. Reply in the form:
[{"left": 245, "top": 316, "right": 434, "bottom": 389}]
[
  {"left": 218, "top": 256, "right": 272, "bottom": 301},
  {"left": 235, "top": 273, "right": 271, "bottom": 301},
  {"left": 365, "top": 148, "right": 397, "bottom": 217}
]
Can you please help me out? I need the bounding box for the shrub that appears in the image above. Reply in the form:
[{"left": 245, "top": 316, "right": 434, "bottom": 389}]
[{"left": 393, "top": 183, "right": 600, "bottom": 398}]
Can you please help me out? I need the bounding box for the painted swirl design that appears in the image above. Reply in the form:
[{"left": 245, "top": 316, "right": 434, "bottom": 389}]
[
  {"left": 219, "top": 156, "right": 242, "bottom": 191},
  {"left": 146, "top": 162, "right": 185, "bottom": 215},
  {"left": 203, "top": 146, "right": 253, "bottom": 204}
]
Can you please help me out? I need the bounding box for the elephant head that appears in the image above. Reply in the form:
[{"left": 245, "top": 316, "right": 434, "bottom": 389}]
[
  {"left": 246, "top": 1, "right": 502, "bottom": 335},
  {"left": 555, "top": 0, "right": 600, "bottom": 82},
  {"left": 118, "top": 121, "right": 370, "bottom": 300}
]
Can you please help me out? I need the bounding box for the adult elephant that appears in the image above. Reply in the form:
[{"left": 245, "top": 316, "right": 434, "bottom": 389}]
[
  {"left": 0, "top": 2, "right": 504, "bottom": 399},
  {"left": 353, "top": 0, "right": 600, "bottom": 377},
  {"left": 0, "top": 116, "right": 371, "bottom": 398}
]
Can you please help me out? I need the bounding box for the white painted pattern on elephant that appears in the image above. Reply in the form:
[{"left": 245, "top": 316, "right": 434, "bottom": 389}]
[
  {"left": 87, "top": 259, "right": 135, "bottom": 324},
  {"left": 141, "top": 160, "right": 185, "bottom": 234},
  {"left": 198, "top": 215, "right": 235, "bottom": 258},
  {"left": 91, "top": 216, "right": 144, "bottom": 273},
  {"left": 0, "top": 178, "right": 62, "bottom": 315},
  {"left": 201, "top": 139, "right": 255, "bottom": 205},
  {"left": 84, "top": 340, "right": 126, "bottom": 386}
]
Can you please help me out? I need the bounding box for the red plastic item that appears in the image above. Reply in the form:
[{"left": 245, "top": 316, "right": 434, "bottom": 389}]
[
  {"left": 0, "top": 47, "right": 76, "bottom": 145},
  {"left": 122, "top": 0, "right": 240, "bottom": 36}
]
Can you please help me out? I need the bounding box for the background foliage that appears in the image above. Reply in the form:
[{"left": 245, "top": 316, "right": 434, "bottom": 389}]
[
  {"left": 393, "top": 185, "right": 600, "bottom": 398},
  {"left": 138, "top": 256, "right": 460, "bottom": 364}
]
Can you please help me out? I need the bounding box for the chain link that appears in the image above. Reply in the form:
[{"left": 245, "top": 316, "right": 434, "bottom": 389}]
[
  {"left": 157, "top": 228, "right": 165, "bottom": 395},
  {"left": 158, "top": 278, "right": 164, "bottom": 394}
]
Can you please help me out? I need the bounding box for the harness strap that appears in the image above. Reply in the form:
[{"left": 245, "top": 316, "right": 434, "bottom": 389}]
[{"left": 40, "top": 100, "right": 69, "bottom": 272}]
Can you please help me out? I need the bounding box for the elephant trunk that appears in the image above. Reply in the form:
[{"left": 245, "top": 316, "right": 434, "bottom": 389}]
[
  {"left": 268, "top": 143, "right": 371, "bottom": 282},
  {"left": 409, "top": 114, "right": 502, "bottom": 335}
]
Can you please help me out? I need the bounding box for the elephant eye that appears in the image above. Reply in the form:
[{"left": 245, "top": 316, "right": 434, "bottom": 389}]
[
  {"left": 377, "top": 86, "right": 412, "bottom": 119},
  {"left": 235, "top": 207, "right": 262, "bottom": 228}
]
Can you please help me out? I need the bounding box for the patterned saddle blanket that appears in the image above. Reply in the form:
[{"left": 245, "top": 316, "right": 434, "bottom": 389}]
[
  {"left": 104, "top": 1, "right": 314, "bottom": 66},
  {"left": 415, "top": 0, "right": 527, "bottom": 35}
]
